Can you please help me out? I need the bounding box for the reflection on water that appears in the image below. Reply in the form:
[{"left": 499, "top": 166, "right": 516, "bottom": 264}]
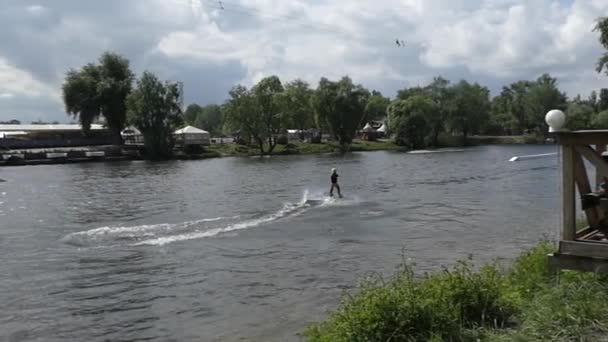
[{"left": 0, "top": 145, "right": 559, "bottom": 341}]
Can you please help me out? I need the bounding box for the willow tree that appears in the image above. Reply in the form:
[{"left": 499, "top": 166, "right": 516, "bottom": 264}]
[
  {"left": 313, "top": 76, "right": 370, "bottom": 150},
  {"left": 127, "top": 71, "right": 183, "bottom": 160},
  {"left": 62, "top": 52, "right": 134, "bottom": 143},
  {"left": 388, "top": 95, "right": 436, "bottom": 149}
]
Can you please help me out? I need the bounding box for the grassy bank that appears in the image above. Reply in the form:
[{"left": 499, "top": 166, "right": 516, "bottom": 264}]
[
  {"left": 438, "top": 133, "right": 545, "bottom": 147},
  {"left": 208, "top": 140, "right": 403, "bottom": 157},
  {"left": 207, "top": 135, "right": 545, "bottom": 158},
  {"left": 305, "top": 242, "right": 608, "bottom": 342}
]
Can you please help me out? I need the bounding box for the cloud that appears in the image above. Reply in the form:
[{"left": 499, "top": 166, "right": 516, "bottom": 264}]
[
  {"left": 0, "top": 57, "right": 59, "bottom": 101},
  {"left": 0, "top": 0, "right": 607, "bottom": 122}
]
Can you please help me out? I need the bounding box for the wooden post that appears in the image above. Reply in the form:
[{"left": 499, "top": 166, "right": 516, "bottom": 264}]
[
  {"left": 596, "top": 144, "right": 606, "bottom": 190},
  {"left": 562, "top": 145, "right": 576, "bottom": 241},
  {"left": 573, "top": 150, "right": 600, "bottom": 229}
]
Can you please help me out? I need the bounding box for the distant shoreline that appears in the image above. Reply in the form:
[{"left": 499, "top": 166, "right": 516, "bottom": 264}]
[{"left": 0, "top": 135, "right": 549, "bottom": 167}]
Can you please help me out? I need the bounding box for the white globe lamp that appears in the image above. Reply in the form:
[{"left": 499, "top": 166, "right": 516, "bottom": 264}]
[{"left": 545, "top": 109, "right": 566, "bottom": 133}]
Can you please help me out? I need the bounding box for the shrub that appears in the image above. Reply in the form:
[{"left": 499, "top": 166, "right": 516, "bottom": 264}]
[{"left": 277, "top": 135, "right": 289, "bottom": 145}]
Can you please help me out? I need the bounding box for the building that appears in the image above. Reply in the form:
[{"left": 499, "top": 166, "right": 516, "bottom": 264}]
[{"left": 0, "top": 124, "right": 111, "bottom": 149}]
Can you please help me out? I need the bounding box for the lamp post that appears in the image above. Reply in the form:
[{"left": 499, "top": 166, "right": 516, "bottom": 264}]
[{"left": 545, "top": 109, "right": 566, "bottom": 133}]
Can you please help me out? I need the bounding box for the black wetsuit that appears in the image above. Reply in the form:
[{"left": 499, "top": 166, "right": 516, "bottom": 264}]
[{"left": 330, "top": 173, "right": 341, "bottom": 197}]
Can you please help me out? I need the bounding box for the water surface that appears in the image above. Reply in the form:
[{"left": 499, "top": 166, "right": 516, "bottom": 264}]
[{"left": 0, "top": 145, "right": 560, "bottom": 341}]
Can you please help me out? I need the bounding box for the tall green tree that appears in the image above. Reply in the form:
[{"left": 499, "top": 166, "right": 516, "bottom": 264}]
[
  {"left": 313, "top": 76, "right": 370, "bottom": 150},
  {"left": 195, "top": 105, "right": 223, "bottom": 135},
  {"left": 365, "top": 92, "right": 391, "bottom": 121},
  {"left": 184, "top": 104, "right": 203, "bottom": 125},
  {"left": 527, "top": 74, "right": 567, "bottom": 132},
  {"left": 62, "top": 52, "right": 134, "bottom": 143},
  {"left": 566, "top": 102, "right": 595, "bottom": 130},
  {"left": 223, "top": 85, "right": 267, "bottom": 154},
  {"left": 594, "top": 17, "right": 608, "bottom": 74},
  {"left": 387, "top": 95, "right": 436, "bottom": 148},
  {"left": 62, "top": 63, "right": 102, "bottom": 135},
  {"left": 424, "top": 77, "right": 452, "bottom": 146},
  {"left": 280, "top": 79, "right": 313, "bottom": 140},
  {"left": 448, "top": 81, "right": 490, "bottom": 145},
  {"left": 600, "top": 88, "right": 608, "bottom": 111},
  {"left": 253, "top": 75, "right": 285, "bottom": 154},
  {"left": 126, "top": 71, "right": 183, "bottom": 160}
]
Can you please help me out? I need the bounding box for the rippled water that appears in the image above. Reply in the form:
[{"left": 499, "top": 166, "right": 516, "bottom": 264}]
[{"left": 0, "top": 145, "right": 560, "bottom": 341}]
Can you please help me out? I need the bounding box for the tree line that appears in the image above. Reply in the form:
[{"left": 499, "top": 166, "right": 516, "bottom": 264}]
[
  {"left": 62, "top": 52, "right": 183, "bottom": 160},
  {"left": 61, "top": 17, "right": 608, "bottom": 159}
]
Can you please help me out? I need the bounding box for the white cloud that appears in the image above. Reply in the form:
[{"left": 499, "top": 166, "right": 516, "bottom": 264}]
[
  {"left": 26, "top": 4, "right": 46, "bottom": 14},
  {"left": 0, "top": 57, "right": 59, "bottom": 101},
  {"left": 0, "top": 93, "right": 14, "bottom": 99},
  {"left": 1, "top": 0, "right": 608, "bottom": 122}
]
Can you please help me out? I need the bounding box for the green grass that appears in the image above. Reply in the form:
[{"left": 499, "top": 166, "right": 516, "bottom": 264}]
[
  {"left": 208, "top": 140, "right": 402, "bottom": 157},
  {"left": 438, "top": 133, "right": 545, "bottom": 147},
  {"left": 305, "top": 242, "right": 608, "bottom": 342}
]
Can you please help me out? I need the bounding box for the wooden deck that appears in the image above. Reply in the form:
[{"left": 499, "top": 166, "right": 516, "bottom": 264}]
[{"left": 549, "top": 131, "right": 608, "bottom": 273}]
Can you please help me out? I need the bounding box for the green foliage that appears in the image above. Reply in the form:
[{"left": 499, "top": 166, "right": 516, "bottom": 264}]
[
  {"left": 566, "top": 102, "right": 596, "bottom": 130},
  {"left": 388, "top": 95, "right": 435, "bottom": 148},
  {"left": 126, "top": 71, "right": 183, "bottom": 160},
  {"left": 600, "top": 89, "right": 608, "bottom": 112},
  {"left": 184, "top": 103, "right": 202, "bottom": 125},
  {"left": 364, "top": 94, "right": 391, "bottom": 121},
  {"left": 222, "top": 85, "right": 265, "bottom": 153},
  {"left": 223, "top": 76, "right": 286, "bottom": 155},
  {"left": 306, "top": 241, "right": 608, "bottom": 342},
  {"left": 62, "top": 51, "right": 134, "bottom": 143},
  {"left": 448, "top": 80, "right": 491, "bottom": 145},
  {"left": 313, "top": 76, "right": 370, "bottom": 150},
  {"left": 195, "top": 105, "right": 223, "bottom": 134},
  {"left": 280, "top": 79, "right": 314, "bottom": 135},
  {"left": 594, "top": 17, "right": 608, "bottom": 74},
  {"left": 253, "top": 75, "right": 285, "bottom": 154},
  {"left": 593, "top": 110, "right": 608, "bottom": 129}
]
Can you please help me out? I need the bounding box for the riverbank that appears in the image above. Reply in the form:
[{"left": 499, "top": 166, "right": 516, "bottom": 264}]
[
  {"left": 305, "top": 242, "right": 608, "bottom": 341},
  {"left": 208, "top": 134, "right": 547, "bottom": 157},
  {"left": 0, "top": 134, "right": 546, "bottom": 166}
]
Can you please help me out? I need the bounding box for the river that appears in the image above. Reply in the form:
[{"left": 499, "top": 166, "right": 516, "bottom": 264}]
[{"left": 0, "top": 145, "right": 560, "bottom": 341}]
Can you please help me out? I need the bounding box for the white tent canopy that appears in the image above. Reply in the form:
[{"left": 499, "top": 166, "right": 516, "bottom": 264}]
[
  {"left": 362, "top": 123, "right": 375, "bottom": 132},
  {"left": 377, "top": 124, "right": 387, "bottom": 133},
  {"left": 174, "top": 126, "right": 210, "bottom": 145},
  {"left": 121, "top": 126, "right": 141, "bottom": 135}
]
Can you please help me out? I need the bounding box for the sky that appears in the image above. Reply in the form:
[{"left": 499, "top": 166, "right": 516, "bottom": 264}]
[{"left": 0, "top": 0, "right": 607, "bottom": 123}]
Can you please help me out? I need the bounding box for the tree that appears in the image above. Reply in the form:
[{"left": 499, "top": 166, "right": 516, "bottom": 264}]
[
  {"left": 387, "top": 95, "right": 435, "bottom": 148},
  {"left": 62, "top": 52, "right": 134, "bottom": 143},
  {"left": 195, "top": 105, "right": 223, "bottom": 134},
  {"left": 62, "top": 63, "right": 102, "bottom": 135},
  {"left": 448, "top": 81, "right": 490, "bottom": 145},
  {"left": 487, "top": 95, "right": 517, "bottom": 135},
  {"left": 588, "top": 90, "right": 598, "bottom": 111},
  {"left": 252, "top": 75, "right": 285, "bottom": 154},
  {"left": 593, "top": 110, "right": 608, "bottom": 129},
  {"left": 223, "top": 85, "right": 267, "bottom": 154},
  {"left": 280, "top": 79, "right": 313, "bottom": 140},
  {"left": 566, "top": 102, "right": 595, "bottom": 130},
  {"left": 364, "top": 93, "right": 391, "bottom": 121},
  {"left": 313, "top": 76, "right": 370, "bottom": 150},
  {"left": 127, "top": 71, "right": 183, "bottom": 160},
  {"left": 594, "top": 17, "right": 608, "bottom": 74},
  {"left": 184, "top": 104, "right": 203, "bottom": 125},
  {"left": 526, "top": 74, "right": 567, "bottom": 133},
  {"left": 600, "top": 88, "right": 608, "bottom": 111},
  {"left": 424, "top": 77, "right": 452, "bottom": 146}
]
